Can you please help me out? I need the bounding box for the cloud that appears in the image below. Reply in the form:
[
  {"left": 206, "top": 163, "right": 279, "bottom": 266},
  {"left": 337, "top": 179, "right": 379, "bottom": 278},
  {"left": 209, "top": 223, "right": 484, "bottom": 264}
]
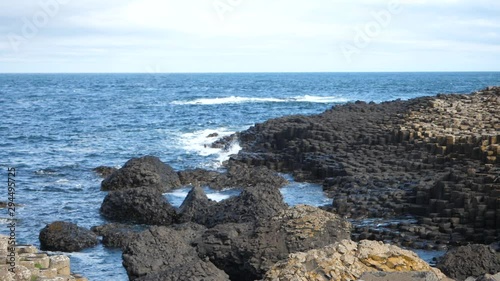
[{"left": 0, "top": 0, "right": 499, "bottom": 72}]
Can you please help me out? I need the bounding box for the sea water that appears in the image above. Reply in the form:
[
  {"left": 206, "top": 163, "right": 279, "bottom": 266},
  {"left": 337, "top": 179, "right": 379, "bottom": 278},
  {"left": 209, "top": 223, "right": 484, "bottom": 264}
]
[{"left": 1, "top": 72, "right": 499, "bottom": 280}]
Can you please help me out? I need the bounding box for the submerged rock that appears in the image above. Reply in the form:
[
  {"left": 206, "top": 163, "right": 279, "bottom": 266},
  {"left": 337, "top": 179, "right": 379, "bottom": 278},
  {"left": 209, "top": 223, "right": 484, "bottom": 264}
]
[
  {"left": 39, "top": 221, "right": 98, "bottom": 252},
  {"left": 263, "top": 239, "right": 447, "bottom": 281},
  {"left": 92, "top": 165, "right": 117, "bottom": 178},
  {"left": 101, "top": 155, "right": 181, "bottom": 192},
  {"left": 437, "top": 244, "right": 500, "bottom": 281},
  {"left": 100, "top": 187, "right": 177, "bottom": 225}
]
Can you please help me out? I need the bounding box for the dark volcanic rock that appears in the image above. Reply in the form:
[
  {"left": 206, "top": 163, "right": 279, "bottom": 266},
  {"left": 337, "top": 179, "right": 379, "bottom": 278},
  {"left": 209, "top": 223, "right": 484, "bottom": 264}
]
[
  {"left": 178, "top": 186, "right": 217, "bottom": 224},
  {"left": 197, "top": 183, "right": 287, "bottom": 228},
  {"left": 91, "top": 223, "right": 141, "bottom": 249},
  {"left": 437, "top": 244, "right": 500, "bottom": 281},
  {"left": 178, "top": 161, "right": 288, "bottom": 190},
  {"left": 101, "top": 156, "right": 181, "bottom": 192},
  {"left": 39, "top": 221, "right": 98, "bottom": 252},
  {"left": 92, "top": 166, "right": 118, "bottom": 178},
  {"left": 196, "top": 205, "right": 351, "bottom": 281},
  {"left": 122, "top": 224, "right": 228, "bottom": 280},
  {"left": 100, "top": 187, "right": 177, "bottom": 225},
  {"left": 232, "top": 87, "right": 500, "bottom": 245}
]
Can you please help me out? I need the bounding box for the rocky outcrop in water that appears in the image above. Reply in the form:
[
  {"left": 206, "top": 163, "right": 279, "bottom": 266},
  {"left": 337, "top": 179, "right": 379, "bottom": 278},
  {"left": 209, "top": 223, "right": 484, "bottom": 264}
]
[
  {"left": 100, "top": 187, "right": 178, "bottom": 225},
  {"left": 181, "top": 183, "right": 287, "bottom": 228},
  {"left": 92, "top": 165, "right": 117, "bottom": 178},
  {"left": 231, "top": 86, "right": 500, "bottom": 246},
  {"left": 436, "top": 244, "right": 500, "bottom": 281},
  {"left": 101, "top": 155, "right": 181, "bottom": 192},
  {"left": 263, "top": 239, "right": 448, "bottom": 281},
  {"left": 1, "top": 235, "right": 88, "bottom": 281},
  {"left": 39, "top": 221, "right": 98, "bottom": 252}
]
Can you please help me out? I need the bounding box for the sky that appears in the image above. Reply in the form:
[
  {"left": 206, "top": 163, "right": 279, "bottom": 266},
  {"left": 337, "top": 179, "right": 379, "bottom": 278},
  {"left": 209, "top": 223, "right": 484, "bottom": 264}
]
[{"left": 0, "top": 0, "right": 499, "bottom": 73}]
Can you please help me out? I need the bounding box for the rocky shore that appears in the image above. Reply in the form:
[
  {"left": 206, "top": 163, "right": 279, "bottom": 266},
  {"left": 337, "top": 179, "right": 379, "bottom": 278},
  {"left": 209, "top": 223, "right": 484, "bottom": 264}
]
[
  {"left": 230, "top": 86, "right": 500, "bottom": 249},
  {"left": 32, "top": 86, "right": 500, "bottom": 280}
]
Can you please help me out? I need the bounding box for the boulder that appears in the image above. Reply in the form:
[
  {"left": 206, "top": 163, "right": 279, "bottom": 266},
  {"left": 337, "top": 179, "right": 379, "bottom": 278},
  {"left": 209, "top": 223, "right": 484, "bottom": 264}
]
[
  {"left": 100, "top": 187, "right": 177, "bottom": 225},
  {"left": 122, "top": 224, "right": 228, "bottom": 280},
  {"left": 91, "top": 223, "right": 141, "bottom": 250},
  {"left": 197, "top": 205, "right": 351, "bottom": 281},
  {"left": 437, "top": 244, "right": 500, "bottom": 281},
  {"left": 263, "top": 239, "right": 447, "bottom": 281},
  {"left": 92, "top": 166, "right": 117, "bottom": 178},
  {"left": 101, "top": 156, "right": 181, "bottom": 192},
  {"left": 178, "top": 186, "right": 217, "bottom": 223},
  {"left": 199, "top": 183, "right": 287, "bottom": 228},
  {"left": 39, "top": 221, "right": 98, "bottom": 252}
]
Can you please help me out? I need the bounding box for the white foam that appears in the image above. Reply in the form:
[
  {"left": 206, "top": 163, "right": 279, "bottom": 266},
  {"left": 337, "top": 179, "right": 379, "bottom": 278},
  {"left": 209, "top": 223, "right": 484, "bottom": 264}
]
[
  {"left": 206, "top": 193, "right": 232, "bottom": 202},
  {"left": 171, "top": 95, "right": 348, "bottom": 105},
  {"left": 178, "top": 128, "right": 242, "bottom": 167}
]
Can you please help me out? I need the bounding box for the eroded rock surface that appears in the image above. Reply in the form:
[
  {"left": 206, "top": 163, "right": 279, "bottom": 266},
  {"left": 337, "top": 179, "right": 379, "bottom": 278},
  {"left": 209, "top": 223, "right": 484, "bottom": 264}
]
[{"left": 39, "top": 221, "right": 98, "bottom": 252}]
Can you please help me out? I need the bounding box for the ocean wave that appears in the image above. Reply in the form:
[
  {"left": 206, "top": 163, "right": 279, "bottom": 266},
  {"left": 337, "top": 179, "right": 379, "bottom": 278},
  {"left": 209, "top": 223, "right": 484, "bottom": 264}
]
[
  {"left": 171, "top": 95, "right": 348, "bottom": 105},
  {"left": 177, "top": 128, "right": 242, "bottom": 168}
]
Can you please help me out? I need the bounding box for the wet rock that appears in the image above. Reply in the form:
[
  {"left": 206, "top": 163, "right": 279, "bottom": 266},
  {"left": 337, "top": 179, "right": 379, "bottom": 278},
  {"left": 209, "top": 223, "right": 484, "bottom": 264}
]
[
  {"left": 122, "top": 224, "right": 228, "bottom": 280},
  {"left": 437, "top": 244, "right": 500, "bottom": 281},
  {"left": 197, "top": 205, "right": 351, "bottom": 281},
  {"left": 39, "top": 221, "right": 98, "bottom": 252},
  {"left": 263, "top": 239, "right": 447, "bottom": 281},
  {"left": 91, "top": 223, "right": 141, "bottom": 250},
  {"left": 92, "top": 166, "right": 117, "bottom": 178},
  {"left": 101, "top": 156, "right": 181, "bottom": 192},
  {"left": 100, "top": 187, "right": 177, "bottom": 225}
]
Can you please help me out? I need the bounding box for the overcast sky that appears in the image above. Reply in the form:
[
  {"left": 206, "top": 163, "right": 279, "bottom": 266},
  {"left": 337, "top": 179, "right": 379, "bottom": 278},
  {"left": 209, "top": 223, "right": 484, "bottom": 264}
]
[{"left": 0, "top": 0, "right": 499, "bottom": 73}]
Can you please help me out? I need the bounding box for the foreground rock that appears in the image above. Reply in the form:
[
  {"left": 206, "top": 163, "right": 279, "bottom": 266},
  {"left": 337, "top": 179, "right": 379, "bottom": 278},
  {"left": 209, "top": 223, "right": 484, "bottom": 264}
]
[
  {"left": 122, "top": 224, "right": 229, "bottom": 281},
  {"left": 100, "top": 187, "right": 177, "bottom": 225},
  {"left": 437, "top": 244, "right": 500, "bottom": 281},
  {"left": 91, "top": 223, "right": 142, "bottom": 250},
  {"left": 101, "top": 155, "right": 181, "bottom": 192},
  {"left": 232, "top": 87, "right": 500, "bottom": 245},
  {"left": 1, "top": 235, "right": 88, "bottom": 281},
  {"left": 197, "top": 205, "right": 351, "bottom": 280},
  {"left": 39, "top": 221, "right": 98, "bottom": 252},
  {"left": 263, "top": 239, "right": 447, "bottom": 281}
]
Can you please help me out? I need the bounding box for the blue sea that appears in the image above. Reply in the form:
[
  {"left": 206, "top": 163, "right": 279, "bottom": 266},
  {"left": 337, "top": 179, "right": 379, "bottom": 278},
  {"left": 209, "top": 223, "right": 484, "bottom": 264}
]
[{"left": 1, "top": 72, "right": 499, "bottom": 280}]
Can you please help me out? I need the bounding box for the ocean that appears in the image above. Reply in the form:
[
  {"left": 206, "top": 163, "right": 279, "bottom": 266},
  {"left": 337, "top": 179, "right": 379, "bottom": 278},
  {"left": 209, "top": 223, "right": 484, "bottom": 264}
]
[{"left": 1, "top": 72, "right": 499, "bottom": 280}]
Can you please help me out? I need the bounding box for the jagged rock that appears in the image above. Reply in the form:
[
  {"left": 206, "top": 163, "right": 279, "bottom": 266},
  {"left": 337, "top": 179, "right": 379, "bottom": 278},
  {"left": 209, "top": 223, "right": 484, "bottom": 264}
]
[
  {"left": 100, "top": 187, "right": 177, "bottom": 225},
  {"left": 197, "top": 205, "right": 351, "bottom": 281},
  {"left": 359, "top": 271, "right": 444, "bottom": 281},
  {"left": 263, "top": 239, "right": 447, "bottom": 281},
  {"left": 91, "top": 223, "right": 141, "bottom": 250},
  {"left": 437, "top": 244, "right": 500, "bottom": 281},
  {"left": 39, "top": 221, "right": 98, "bottom": 252},
  {"left": 92, "top": 166, "right": 117, "bottom": 178},
  {"left": 178, "top": 186, "right": 217, "bottom": 223},
  {"left": 197, "top": 183, "right": 287, "bottom": 228},
  {"left": 122, "top": 224, "right": 227, "bottom": 280},
  {"left": 101, "top": 156, "right": 181, "bottom": 192},
  {"left": 475, "top": 273, "right": 500, "bottom": 281}
]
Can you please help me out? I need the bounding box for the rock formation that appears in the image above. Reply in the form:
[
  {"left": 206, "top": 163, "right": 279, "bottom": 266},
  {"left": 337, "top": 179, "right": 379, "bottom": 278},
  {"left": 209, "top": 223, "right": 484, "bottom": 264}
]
[
  {"left": 101, "top": 155, "right": 181, "bottom": 192},
  {"left": 39, "top": 221, "right": 98, "bottom": 252}
]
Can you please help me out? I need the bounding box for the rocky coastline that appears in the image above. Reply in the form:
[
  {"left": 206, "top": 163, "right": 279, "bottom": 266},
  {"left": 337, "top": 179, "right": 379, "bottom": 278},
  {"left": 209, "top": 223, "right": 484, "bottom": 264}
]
[{"left": 31, "top": 87, "right": 500, "bottom": 280}]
